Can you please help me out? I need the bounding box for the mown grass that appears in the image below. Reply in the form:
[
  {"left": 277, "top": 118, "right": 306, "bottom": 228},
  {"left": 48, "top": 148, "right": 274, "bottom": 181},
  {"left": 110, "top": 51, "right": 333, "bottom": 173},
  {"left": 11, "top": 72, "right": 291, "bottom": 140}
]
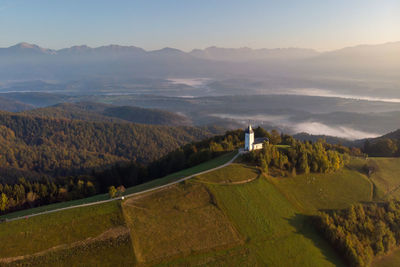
[
  {"left": 193, "top": 163, "right": 259, "bottom": 184},
  {"left": 4, "top": 234, "right": 136, "bottom": 267},
  {"left": 122, "top": 182, "right": 241, "bottom": 265},
  {"left": 268, "top": 166, "right": 373, "bottom": 213},
  {"left": 0, "top": 151, "right": 237, "bottom": 220},
  {"left": 207, "top": 177, "right": 345, "bottom": 266},
  {"left": 366, "top": 157, "right": 400, "bottom": 200},
  {"left": 0, "top": 201, "right": 125, "bottom": 258},
  {"left": 160, "top": 245, "right": 258, "bottom": 267}
]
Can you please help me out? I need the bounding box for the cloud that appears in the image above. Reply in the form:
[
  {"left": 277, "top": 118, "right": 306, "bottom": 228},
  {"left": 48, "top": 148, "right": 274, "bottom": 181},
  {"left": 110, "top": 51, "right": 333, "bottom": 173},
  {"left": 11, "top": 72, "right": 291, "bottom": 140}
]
[
  {"left": 211, "top": 113, "right": 379, "bottom": 140},
  {"left": 284, "top": 88, "right": 400, "bottom": 103},
  {"left": 292, "top": 122, "right": 380, "bottom": 140},
  {"left": 168, "top": 78, "right": 211, "bottom": 88}
]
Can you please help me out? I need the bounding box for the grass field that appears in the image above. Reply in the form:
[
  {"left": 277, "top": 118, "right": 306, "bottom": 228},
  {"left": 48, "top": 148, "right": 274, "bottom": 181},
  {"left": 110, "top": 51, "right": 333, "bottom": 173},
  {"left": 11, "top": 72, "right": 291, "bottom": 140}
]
[
  {"left": 268, "top": 166, "right": 373, "bottom": 213},
  {"left": 5, "top": 233, "right": 135, "bottom": 267},
  {"left": 0, "top": 201, "right": 128, "bottom": 259},
  {"left": 122, "top": 182, "right": 241, "bottom": 265},
  {"left": 207, "top": 177, "right": 344, "bottom": 266},
  {"left": 0, "top": 151, "right": 237, "bottom": 220},
  {"left": 194, "top": 163, "right": 259, "bottom": 184},
  {"left": 366, "top": 157, "right": 400, "bottom": 200}
]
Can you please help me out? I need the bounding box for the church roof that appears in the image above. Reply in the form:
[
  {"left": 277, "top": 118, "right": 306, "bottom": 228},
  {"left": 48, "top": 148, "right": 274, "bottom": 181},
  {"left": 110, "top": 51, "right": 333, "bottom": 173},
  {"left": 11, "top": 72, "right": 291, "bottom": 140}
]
[{"left": 245, "top": 125, "right": 254, "bottom": 134}]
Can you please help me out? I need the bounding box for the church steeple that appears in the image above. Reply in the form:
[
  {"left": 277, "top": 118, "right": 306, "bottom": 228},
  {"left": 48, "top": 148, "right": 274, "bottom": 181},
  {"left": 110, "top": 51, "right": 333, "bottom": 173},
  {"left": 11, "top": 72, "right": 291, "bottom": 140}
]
[
  {"left": 245, "top": 124, "right": 254, "bottom": 134},
  {"left": 244, "top": 124, "right": 254, "bottom": 151}
]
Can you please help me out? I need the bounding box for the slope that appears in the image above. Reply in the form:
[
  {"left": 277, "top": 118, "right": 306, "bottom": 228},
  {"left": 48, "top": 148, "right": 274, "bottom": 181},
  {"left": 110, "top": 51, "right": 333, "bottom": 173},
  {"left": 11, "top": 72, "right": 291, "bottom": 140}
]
[
  {"left": 0, "top": 201, "right": 136, "bottom": 266},
  {"left": 0, "top": 156, "right": 381, "bottom": 266}
]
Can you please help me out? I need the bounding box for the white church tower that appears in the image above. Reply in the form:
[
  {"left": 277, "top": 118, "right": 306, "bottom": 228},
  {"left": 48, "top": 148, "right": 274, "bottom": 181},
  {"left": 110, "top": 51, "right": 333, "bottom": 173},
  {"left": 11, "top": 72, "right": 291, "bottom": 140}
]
[{"left": 245, "top": 125, "right": 254, "bottom": 151}]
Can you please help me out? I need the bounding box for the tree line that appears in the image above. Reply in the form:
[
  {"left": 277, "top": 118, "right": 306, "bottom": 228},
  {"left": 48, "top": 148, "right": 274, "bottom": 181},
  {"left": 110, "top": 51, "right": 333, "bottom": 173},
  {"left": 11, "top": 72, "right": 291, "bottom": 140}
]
[
  {"left": 364, "top": 138, "right": 399, "bottom": 157},
  {"left": 243, "top": 131, "right": 352, "bottom": 175},
  {"left": 315, "top": 201, "right": 400, "bottom": 266}
]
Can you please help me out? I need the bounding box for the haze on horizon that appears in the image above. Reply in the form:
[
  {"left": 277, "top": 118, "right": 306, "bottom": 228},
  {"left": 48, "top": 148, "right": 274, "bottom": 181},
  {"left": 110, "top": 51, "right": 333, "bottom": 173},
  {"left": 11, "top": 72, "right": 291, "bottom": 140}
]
[{"left": 0, "top": 0, "right": 399, "bottom": 51}]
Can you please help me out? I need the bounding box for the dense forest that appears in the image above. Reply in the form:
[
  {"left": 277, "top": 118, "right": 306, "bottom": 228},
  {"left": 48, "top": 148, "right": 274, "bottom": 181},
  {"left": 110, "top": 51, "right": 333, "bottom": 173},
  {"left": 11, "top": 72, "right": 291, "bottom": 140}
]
[
  {"left": 0, "top": 111, "right": 212, "bottom": 182},
  {"left": 315, "top": 201, "right": 400, "bottom": 267}
]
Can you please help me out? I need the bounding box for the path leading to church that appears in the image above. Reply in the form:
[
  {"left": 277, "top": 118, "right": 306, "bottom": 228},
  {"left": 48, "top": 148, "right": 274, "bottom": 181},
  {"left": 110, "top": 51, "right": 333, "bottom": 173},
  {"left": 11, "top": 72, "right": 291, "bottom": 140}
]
[{"left": 4, "top": 150, "right": 243, "bottom": 222}]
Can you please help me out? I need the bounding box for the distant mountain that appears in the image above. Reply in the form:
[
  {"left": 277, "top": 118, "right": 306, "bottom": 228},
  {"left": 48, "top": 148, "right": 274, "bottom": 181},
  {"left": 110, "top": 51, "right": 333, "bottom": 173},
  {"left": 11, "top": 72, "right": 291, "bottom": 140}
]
[
  {"left": 0, "top": 42, "right": 56, "bottom": 56},
  {"left": 0, "top": 41, "right": 399, "bottom": 89},
  {"left": 103, "top": 105, "right": 191, "bottom": 125},
  {"left": 380, "top": 129, "right": 400, "bottom": 140},
  {"left": 0, "top": 92, "right": 68, "bottom": 107},
  {"left": 0, "top": 96, "right": 34, "bottom": 112},
  {"left": 306, "top": 42, "right": 400, "bottom": 78},
  {"left": 190, "top": 46, "right": 319, "bottom": 62},
  {"left": 25, "top": 102, "right": 191, "bottom": 126}
]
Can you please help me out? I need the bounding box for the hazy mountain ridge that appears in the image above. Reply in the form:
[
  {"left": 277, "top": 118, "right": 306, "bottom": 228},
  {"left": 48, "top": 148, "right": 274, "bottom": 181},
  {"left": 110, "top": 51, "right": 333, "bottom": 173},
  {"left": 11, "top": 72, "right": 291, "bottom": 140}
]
[
  {"left": 0, "top": 41, "right": 398, "bottom": 94},
  {"left": 0, "top": 96, "right": 35, "bottom": 112},
  {"left": 189, "top": 46, "right": 319, "bottom": 61},
  {"left": 24, "top": 102, "right": 191, "bottom": 126}
]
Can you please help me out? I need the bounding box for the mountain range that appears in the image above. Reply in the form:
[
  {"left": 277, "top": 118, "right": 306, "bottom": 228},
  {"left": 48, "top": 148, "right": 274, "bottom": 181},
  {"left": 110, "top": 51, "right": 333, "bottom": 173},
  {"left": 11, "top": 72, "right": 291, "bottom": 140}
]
[{"left": 0, "top": 41, "right": 399, "bottom": 99}]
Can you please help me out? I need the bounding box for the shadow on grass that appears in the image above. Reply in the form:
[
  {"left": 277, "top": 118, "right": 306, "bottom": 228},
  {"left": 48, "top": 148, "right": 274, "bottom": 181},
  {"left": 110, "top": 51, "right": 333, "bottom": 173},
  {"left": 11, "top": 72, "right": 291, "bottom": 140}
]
[{"left": 286, "top": 213, "right": 346, "bottom": 267}]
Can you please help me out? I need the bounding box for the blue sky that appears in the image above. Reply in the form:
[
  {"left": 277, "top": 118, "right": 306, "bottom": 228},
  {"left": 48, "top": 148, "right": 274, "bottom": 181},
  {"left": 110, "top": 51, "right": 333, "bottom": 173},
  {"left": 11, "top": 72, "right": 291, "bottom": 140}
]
[{"left": 0, "top": 0, "right": 399, "bottom": 51}]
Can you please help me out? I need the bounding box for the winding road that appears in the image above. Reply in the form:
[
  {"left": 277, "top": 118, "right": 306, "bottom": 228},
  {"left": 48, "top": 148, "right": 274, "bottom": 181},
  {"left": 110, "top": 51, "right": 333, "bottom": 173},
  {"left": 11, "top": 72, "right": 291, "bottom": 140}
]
[{"left": 4, "top": 151, "right": 242, "bottom": 223}]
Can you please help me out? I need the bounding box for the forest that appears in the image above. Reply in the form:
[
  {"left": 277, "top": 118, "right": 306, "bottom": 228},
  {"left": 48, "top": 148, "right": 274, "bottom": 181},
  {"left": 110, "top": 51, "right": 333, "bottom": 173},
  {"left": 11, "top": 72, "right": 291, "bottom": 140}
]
[
  {"left": 315, "top": 201, "right": 400, "bottom": 267},
  {"left": 0, "top": 111, "right": 211, "bottom": 181},
  {"left": 363, "top": 129, "right": 400, "bottom": 157}
]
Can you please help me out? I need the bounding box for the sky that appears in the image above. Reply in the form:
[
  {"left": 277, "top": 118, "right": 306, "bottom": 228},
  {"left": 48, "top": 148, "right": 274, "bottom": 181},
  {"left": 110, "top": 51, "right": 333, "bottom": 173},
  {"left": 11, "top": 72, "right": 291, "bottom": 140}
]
[{"left": 0, "top": 0, "right": 399, "bottom": 51}]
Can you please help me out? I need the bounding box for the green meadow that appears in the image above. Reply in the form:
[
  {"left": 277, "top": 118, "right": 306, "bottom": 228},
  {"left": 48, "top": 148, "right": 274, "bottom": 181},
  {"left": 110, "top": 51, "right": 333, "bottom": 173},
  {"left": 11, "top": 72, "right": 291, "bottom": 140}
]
[{"left": 1, "top": 156, "right": 400, "bottom": 266}]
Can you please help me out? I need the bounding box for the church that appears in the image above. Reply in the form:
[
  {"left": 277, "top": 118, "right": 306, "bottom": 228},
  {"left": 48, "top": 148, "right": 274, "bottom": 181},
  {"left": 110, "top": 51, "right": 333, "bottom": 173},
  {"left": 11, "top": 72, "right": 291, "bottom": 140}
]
[{"left": 244, "top": 125, "right": 269, "bottom": 151}]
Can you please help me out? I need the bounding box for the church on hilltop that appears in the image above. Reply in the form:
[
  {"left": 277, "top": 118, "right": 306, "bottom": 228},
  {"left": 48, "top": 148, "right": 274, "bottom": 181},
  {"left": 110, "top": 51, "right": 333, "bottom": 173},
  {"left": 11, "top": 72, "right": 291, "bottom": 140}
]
[{"left": 244, "top": 125, "right": 269, "bottom": 151}]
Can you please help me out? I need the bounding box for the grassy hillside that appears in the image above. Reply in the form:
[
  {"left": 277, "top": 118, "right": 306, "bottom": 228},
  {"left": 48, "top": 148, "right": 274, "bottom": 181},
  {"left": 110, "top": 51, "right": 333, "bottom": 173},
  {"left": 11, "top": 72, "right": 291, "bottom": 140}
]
[
  {"left": 268, "top": 167, "right": 372, "bottom": 212},
  {"left": 0, "top": 156, "right": 394, "bottom": 266},
  {"left": 206, "top": 175, "right": 343, "bottom": 266},
  {"left": 365, "top": 157, "right": 400, "bottom": 200},
  {"left": 0, "top": 201, "right": 136, "bottom": 266},
  {"left": 122, "top": 182, "right": 241, "bottom": 265}
]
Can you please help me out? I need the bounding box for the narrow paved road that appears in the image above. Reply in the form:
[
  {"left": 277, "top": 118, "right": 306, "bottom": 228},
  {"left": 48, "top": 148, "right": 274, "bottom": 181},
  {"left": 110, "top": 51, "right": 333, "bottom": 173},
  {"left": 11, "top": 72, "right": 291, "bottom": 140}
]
[{"left": 4, "top": 151, "right": 242, "bottom": 222}]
